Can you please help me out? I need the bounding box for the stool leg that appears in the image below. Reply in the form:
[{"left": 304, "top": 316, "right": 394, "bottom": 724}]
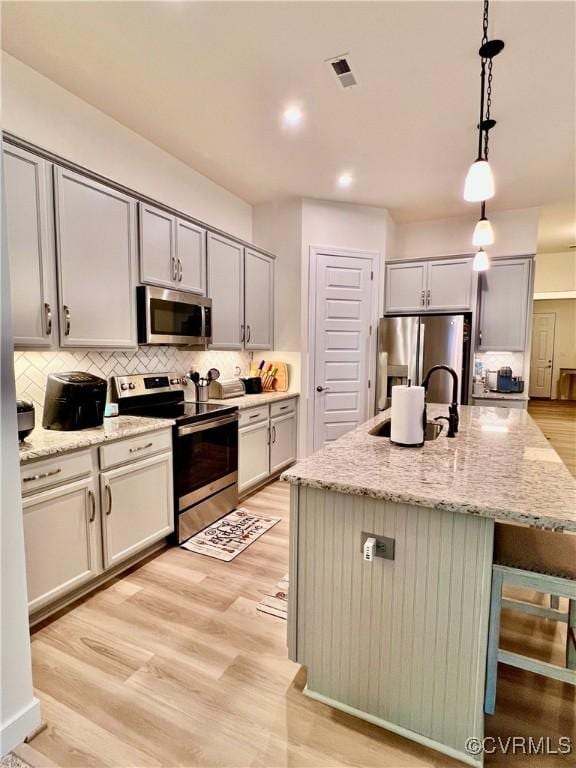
[
  {"left": 567, "top": 600, "right": 576, "bottom": 671},
  {"left": 485, "top": 569, "right": 504, "bottom": 715}
]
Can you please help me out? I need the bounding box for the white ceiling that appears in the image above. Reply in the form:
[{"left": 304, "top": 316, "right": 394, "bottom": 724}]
[{"left": 2, "top": 1, "right": 575, "bottom": 248}]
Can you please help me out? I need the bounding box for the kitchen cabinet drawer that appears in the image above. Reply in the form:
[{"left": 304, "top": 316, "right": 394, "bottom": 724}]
[
  {"left": 270, "top": 398, "right": 296, "bottom": 418},
  {"left": 23, "top": 476, "right": 101, "bottom": 614},
  {"left": 99, "top": 429, "right": 172, "bottom": 470},
  {"left": 270, "top": 412, "right": 297, "bottom": 474},
  {"left": 100, "top": 451, "right": 174, "bottom": 569},
  {"left": 239, "top": 406, "right": 270, "bottom": 428},
  {"left": 21, "top": 450, "right": 93, "bottom": 495}
]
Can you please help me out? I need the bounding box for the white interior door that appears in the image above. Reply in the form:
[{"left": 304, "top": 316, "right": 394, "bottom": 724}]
[
  {"left": 530, "top": 312, "right": 556, "bottom": 398},
  {"left": 313, "top": 253, "right": 373, "bottom": 451}
]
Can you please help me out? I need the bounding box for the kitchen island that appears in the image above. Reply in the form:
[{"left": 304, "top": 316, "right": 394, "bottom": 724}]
[{"left": 282, "top": 404, "right": 576, "bottom": 766}]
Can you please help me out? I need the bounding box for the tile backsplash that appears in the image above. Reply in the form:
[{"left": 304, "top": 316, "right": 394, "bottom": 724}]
[
  {"left": 14, "top": 347, "right": 252, "bottom": 420},
  {"left": 474, "top": 351, "right": 525, "bottom": 377}
]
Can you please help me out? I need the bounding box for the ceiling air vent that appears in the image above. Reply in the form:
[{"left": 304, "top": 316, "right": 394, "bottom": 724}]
[{"left": 326, "top": 54, "right": 357, "bottom": 88}]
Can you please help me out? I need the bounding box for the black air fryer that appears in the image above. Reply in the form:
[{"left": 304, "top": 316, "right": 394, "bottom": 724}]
[{"left": 42, "top": 372, "right": 107, "bottom": 431}]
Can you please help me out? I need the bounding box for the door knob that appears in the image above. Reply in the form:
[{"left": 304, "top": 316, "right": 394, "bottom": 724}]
[{"left": 316, "top": 385, "right": 330, "bottom": 392}]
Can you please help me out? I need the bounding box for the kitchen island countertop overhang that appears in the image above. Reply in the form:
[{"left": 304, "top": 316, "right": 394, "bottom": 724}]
[{"left": 282, "top": 403, "right": 576, "bottom": 532}]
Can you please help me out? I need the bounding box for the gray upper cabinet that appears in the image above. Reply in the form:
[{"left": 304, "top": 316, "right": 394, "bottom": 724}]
[
  {"left": 385, "top": 262, "right": 427, "bottom": 313},
  {"left": 176, "top": 218, "right": 206, "bottom": 295},
  {"left": 426, "top": 258, "right": 473, "bottom": 311},
  {"left": 207, "top": 232, "right": 244, "bottom": 349},
  {"left": 139, "top": 203, "right": 206, "bottom": 295},
  {"left": 477, "top": 258, "right": 531, "bottom": 352},
  {"left": 3, "top": 145, "right": 56, "bottom": 348},
  {"left": 54, "top": 167, "right": 137, "bottom": 348},
  {"left": 244, "top": 248, "right": 274, "bottom": 350},
  {"left": 385, "top": 258, "right": 474, "bottom": 313},
  {"left": 139, "top": 203, "right": 175, "bottom": 288}
]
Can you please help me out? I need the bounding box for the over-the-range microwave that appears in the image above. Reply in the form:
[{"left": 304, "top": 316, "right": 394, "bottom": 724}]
[{"left": 137, "top": 286, "right": 212, "bottom": 346}]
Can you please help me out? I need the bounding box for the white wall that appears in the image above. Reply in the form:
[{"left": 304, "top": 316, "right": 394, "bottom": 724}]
[
  {"left": 1, "top": 139, "right": 41, "bottom": 754},
  {"left": 2, "top": 54, "right": 252, "bottom": 241},
  {"left": 394, "top": 207, "right": 539, "bottom": 261},
  {"left": 534, "top": 250, "right": 576, "bottom": 295},
  {"left": 254, "top": 197, "right": 394, "bottom": 456},
  {"left": 532, "top": 298, "right": 576, "bottom": 399}
]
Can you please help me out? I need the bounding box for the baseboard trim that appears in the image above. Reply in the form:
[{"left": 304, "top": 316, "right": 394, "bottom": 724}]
[
  {"left": 303, "top": 686, "right": 482, "bottom": 767},
  {"left": 1, "top": 698, "right": 41, "bottom": 757}
]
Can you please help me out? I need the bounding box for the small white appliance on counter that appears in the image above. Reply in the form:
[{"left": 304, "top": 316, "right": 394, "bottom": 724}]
[
  {"left": 390, "top": 383, "right": 426, "bottom": 447},
  {"left": 208, "top": 379, "right": 245, "bottom": 400}
]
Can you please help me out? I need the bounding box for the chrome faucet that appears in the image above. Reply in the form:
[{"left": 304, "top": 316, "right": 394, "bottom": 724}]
[{"left": 422, "top": 365, "right": 459, "bottom": 438}]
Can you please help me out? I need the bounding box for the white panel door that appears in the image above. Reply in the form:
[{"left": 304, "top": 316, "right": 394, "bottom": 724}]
[
  {"left": 426, "top": 259, "right": 473, "bottom": 311},
  {"left": 176, "top": 218, "right": 206, "bottom": 295},
  {"left": 313, "top": 254, "right": 373, "bottom": 451},
  {"left": 101, "top": 452, "right": 174, "bottom": 569},
  {"left": 529, "top": 312, "right": 556, "bottom": 398},
  {"left": 385, "top": 262, "right": 427, "bottom": 313},
  {"left": 22, "top": 477, "right": 100, "bottom": 613},
  {"left": 207, "top": 233, "right": 244, "bottom": 350},
  {"left": 478, "top": 259, "right": 531, "bottom": 351},
  {"left": 270, "top": 413, "right": 297, "bottom": 474},
  {"left": 244, "top": 249, "right": 274, "bottom": 350},
  {"left": 3, "top": 144, "right": 56, "bottom": 347},
  {"left": 239, "top": 421, "right": 270, "bottom": 493},
  {"left": 54, "top": 167, "right": 137, "bottom": 348},
  {"left": 139, "top": 203, "right": 176, "bottom": 288}
]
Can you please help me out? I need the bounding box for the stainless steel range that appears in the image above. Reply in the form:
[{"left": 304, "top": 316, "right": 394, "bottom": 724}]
[{"left": 112, "top": 372, "right": 239, "bottom": 543}]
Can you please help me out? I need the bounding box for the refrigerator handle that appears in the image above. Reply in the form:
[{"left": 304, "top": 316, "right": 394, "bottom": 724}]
[{"left": 417, "top": 322, "right": 425, "bottom": 385}]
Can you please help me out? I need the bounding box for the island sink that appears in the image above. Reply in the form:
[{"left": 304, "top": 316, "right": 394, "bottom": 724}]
[{"left": 369, "top": 418, "right": 443, "bottom": 441}]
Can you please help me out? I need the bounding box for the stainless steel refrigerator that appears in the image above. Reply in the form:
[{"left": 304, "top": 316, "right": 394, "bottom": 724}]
[{"left": 376, "top": 314, "right": 471, "bottom": 410}]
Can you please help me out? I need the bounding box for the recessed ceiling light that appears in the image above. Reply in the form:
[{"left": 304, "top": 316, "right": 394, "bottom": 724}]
[
  {"left": 337, "top": 172, "right": 353, "bottom": 189},
  {"left": 282, "top": 105, "right": 303, "bottom": 128}
]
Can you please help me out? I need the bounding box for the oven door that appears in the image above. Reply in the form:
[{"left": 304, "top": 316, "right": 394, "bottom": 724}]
[
  {"left": 138, "top": 286, "right": 212, "bottom": 345},
  {"left": 175, "top": 414, "right": 238, "bottom": 512}
]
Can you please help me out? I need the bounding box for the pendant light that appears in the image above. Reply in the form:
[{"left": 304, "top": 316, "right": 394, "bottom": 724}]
[
  {"left": 473, "top": 248, "right": 490, "bottom": 272},
  {"left": 472, "top": 202, "right": 495, "bottom": 246},
  {"left": 463, "top": 0, "right": 504, "bottom": 203}
]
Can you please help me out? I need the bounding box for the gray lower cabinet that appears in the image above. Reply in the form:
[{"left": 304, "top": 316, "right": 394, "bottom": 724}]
[
  {"left": 477, "top": 258, "right": 532, "bottom": 351},
  {"left": 100, "top": 451, "right": 174, "bottom": 569},
  {"left": 22, "top": 475, "right": 100, "bottom": 614},
  {"left": 244, "top": 248, "right": 274, "bottom": 350},
  {"left": 139, "top": 202, "right": 206, "bottom": 295},
  {"left": 3, "top": 144, "right": 57, "bottom": 348},
  {"left": 54, "top": 166, "right": 137, "bottom": 348},
  {"left": 21, "top": 430, "right": 174, "bottom": 619},
  {"left": 207, "top": 232, "right": 245, "bottom": 349},
  {"left": 239, "top": 399, "right": 297, "bottom": 493}
]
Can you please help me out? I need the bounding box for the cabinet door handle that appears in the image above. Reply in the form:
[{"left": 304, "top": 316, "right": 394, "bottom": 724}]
[
  {"left": 171, "top": 255, "right": 177, "bottom": 281},
  {"left": 426, "top": 289, "right": 431, "bottom": 306},
  {"left": 178, "top": 258, "right": 183, "bottom": 282},
  {"left": 267, "top": 426, "right": 271, "bottom": 445},
  {"left": 279, "top": 405, "right": 289, "bottom": 411},
  {"left": 88, "top": 489, "right": 96, "bottom": 523},
  {"left": 479, "top": 329, "right": 483, "bottom": 345},
  {"left": 421, "top": 290, "right": 425, "bottom": 307},
  {"left": 249, "top": 413, "right": 260, "bottom": 419},
  {"left": 44, "top": 302, "right": 52, "bottom": 335},
  {"left": 240, "top": 324, "right": 245, "bottom": 342},
  {"left": 63, "top": 305, "right": 71, "bottom": 336},
  {"left": 105, "top": 484, "right": 113, "bottom": 516},
  {"left": 22, "top": 467, "right": 62, "bottom": 483},
  {"left": 129, "top": 441, "right": 153, "bottom": 453},
  {"left": 246, "top": 325, "right": 251, "bottom": 343},
  {"left": 272, "top": 425, "right": 277, "bottom": 444}
]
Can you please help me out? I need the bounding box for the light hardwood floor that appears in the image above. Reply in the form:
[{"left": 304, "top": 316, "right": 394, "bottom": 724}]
[
  {"left": 17, "top": 477, "right": 575, "bottom": 768},
  {"left": 528, "top": 399, "right": 576, "bottom": 477}
]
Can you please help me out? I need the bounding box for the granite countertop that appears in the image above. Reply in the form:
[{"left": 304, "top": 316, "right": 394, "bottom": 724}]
[
  {"left": 19, "top": 416, "right": 174, "bottom": 464},
  {"left": 472, "top": 391, "right": 529, "bottom": 401},
  {"left": 282, "top": 404, "right": 576, "bottom": 532},
  {"left": 187, "top": 391, "right": 299, "bottom": 410}
]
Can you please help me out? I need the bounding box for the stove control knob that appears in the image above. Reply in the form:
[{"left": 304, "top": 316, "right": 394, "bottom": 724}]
[
  {"left": 170, "top": 378, "right": 179, "bottom": 385},
  {"left": 128, "top": 382, "right": 136, "bottom": 390},
  {"left": 120, "top": 382, "right": 128, "bottom": 391}
]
